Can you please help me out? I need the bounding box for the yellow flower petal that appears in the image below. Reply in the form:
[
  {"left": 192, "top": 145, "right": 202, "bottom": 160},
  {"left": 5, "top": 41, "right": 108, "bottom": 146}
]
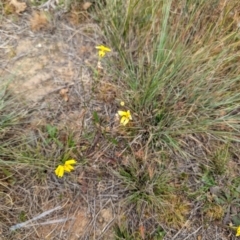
[
  {"left": 96, "top": 45, "right": 111, "bottom": 52},
  {"left": 65, "top": 159, "right": 77, "bottom": 165},
  {"left": 118, "top": 110, "right": 127, "bottom": 117},
  {"left": 121, "top": 116, "right": 130, "bottom": 126},
  {"left": 120, "top": 101, "right": 125, "bottom": 106},
  {"left": 126, "top": 110, "right": 132, "bottom": 120},
  {"left": 55, "top": 165, "right": 65, "bottom": 178},
  {"left": 99, "top": 50, "right": 106, "bottom": 57},
  {"left": 236, "top": 226, "right": 240, "bottom": 236},
  {"left": 120, "top": 116, "right": 126, "bottom": 124},
  {"left": 64, "top": 164, "right": 74, "bottom": 172}
]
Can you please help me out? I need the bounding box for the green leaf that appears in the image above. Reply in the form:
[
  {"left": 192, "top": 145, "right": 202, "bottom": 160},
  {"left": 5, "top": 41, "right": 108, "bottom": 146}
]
[
  {"left": 232, "top": 215, "right": 240, "bottom": 226},
  {"left": 46, "top": 124, "right": 57, "bottom": 139}
]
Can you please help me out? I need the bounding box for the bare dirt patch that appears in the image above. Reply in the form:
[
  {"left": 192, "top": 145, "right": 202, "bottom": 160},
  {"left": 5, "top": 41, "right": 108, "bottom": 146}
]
[{"left": 1, "top": 17, "right": 100, "bottom": 102}]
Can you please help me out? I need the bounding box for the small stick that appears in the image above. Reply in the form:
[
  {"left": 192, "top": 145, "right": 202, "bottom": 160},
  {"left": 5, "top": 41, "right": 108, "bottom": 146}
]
[
  {"left": 17, "top": 218, "right": 73, "bottom": 228},
  {"left": 10, "top": 206, "right": 62, "bottom": 231}
]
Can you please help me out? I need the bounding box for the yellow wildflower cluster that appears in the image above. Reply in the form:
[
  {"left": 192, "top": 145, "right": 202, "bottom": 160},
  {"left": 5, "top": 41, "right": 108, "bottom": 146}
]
[{"left": 55, "top": 159, "right": 76, "bottom": 178}]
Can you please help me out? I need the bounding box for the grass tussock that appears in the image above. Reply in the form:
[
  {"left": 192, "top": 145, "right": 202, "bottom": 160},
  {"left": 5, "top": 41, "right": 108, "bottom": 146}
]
[
  {"left": 94, "top": 0, "right": 240, "bottom": 237},
  {"left": 96, "top": 0, "right": 240, "bottom": 150}
]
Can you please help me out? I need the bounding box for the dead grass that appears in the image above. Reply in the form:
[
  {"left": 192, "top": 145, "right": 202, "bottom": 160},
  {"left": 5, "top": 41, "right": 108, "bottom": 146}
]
[{"left": 30, "top": 11, "right": 50, "bottom": 31}]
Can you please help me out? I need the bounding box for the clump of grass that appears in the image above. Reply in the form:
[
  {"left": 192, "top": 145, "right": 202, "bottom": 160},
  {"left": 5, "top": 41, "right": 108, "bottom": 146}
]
[
  {"left": 96, "top": 0, "right": 240, "bottom": 156},
  {"left": 159, "top": 194, "right": 191, "bottom": 229},
  {"left": 114, "top": 221, "right": 166, "bottom": 240},
  {"left": 110, "top": 156, "right": 191, "bottom": 231},
  {"left": 114, "top": 158, "right": 174, "bottom": 208},
  {"left": 204, "top": 203, "right": 224, "bottom": 221},
  {"left": 0, "top": 83, "right": 79, "bottom": 170},
  {"left": 114, "top": 223, "right": 135, "bottom": 240},
  {"left": 210, "top": 144, "right": 230, "bottom": 175},
  {"left": 0, "top": 84, "right": 28, "bottom": 165},
  {"left": 94, "top": 0, "right": 240, "bottom": 237}
]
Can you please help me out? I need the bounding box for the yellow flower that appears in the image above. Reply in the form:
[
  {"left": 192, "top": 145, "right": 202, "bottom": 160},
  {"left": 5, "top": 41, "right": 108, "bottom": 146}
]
[
  {"left": 55, "top": 165, "right": 65, "bottom": 178},
  {"left": 54, "top": 159, "right": 76, "bottom": 178},
  {"left": 236, "top": 226, "right": 240, "bottom": 237},
  {"left": 96, "top": 45, "right": 111, "bottom": 58},
  {"left": 118, "top": 110, "right": 132, "bottom": 126}
]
